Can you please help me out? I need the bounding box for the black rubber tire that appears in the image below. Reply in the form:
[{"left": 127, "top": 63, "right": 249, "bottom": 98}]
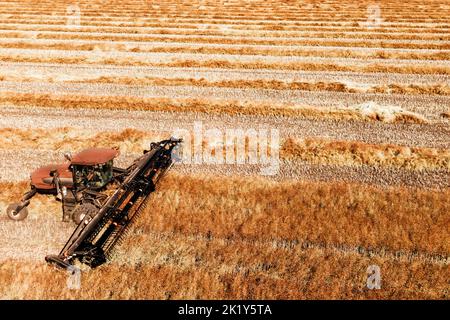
[
  {"left": 6, "top": 203, "right": 29, "bottom": 221},
  {"left": 71, "top": 203, "right": 98, "bottom": 224}
]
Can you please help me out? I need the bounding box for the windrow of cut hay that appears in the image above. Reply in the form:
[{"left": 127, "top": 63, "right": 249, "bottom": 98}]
[
  {"left": 2, "top": 41, "right": 448, "bottom": 61},
  {"left": 1, "top": 54, "right": 447, "bottom": 74},
  {"left": 0, "top": 93, "right": 429, "bottom": 123},
  {"left": 3, "top": 24, "right": 450, "bottom": 41},
  {"left": 282, "top": 137, "right": 450, "bottom": 170},
  {"left": 26, "top": 33, "right": 450, "bottom": 50},
  {"left": 3, "top": 22, "right": 450, "bottom": 36},
  {"left": 3, "top": 17, "right": 449, "bottom": 34},
  {"left": 77, "top": 77, "right": 450, "bottom": 96},
  {"left": 3, "top": 1, "right": 450, "bottom": 23}
]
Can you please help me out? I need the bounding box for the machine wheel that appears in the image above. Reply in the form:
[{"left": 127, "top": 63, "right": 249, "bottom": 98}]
[
  {"left": 6, "top": 203, "right": 29, "bottom": 221},
  {"left": 71, "top": 203, "right": 98, "bottom": 224}
]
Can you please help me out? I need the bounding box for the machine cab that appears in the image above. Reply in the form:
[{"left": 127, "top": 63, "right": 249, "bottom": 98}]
[{"left": 69, "top": 148, "right": 119, "bottom": 190}]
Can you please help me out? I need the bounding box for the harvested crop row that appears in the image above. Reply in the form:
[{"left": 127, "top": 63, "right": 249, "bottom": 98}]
[
  {"left": 70, "top": 76, "right": 450, "bottom": 96},
  {"left": 1, "top": 0, "right": 445, "bottom": 10},
  {"left": 2, "top": 8, "right": 449, "bottom": 23},
  {"left": 3, "top": 22, "right": 450, "bottom": 36},
  {"left": 146, "top": 59, "right": 450, "bottom": 75},
  {"left": 6, "top": 47, "right": 446, "bottom": 68},
  {"left": 370, "top": 84, "right": 450, "bottom": 95},
  {"left": 26, "top": 32, "right": 450, "bottom": 50},
  {"left": 1, "top": 150, "right": 449, "bottom": 189},
  {"left": 1, "top": 24, "right": 449, "bottom": 41},
  {"left": 2, "top": 4, "right": 448, "bottom": 16},
  {"left": 282, "top": 138, "right": 449, "bottom": 171},
  {"left": 2, "top": 18, "right": 448, "bottom": 34},
  {"left": 0, "top": 93, "right": 430, "bottom": 124},
  {"left": 3, "top": 9, "right": 449, "bottom": 26},
  {"left": 1, "top": 40, "right": 449, "bottom": 61},
  {"left": 0, "top": 55, "right": 447, "bottom": 75},
  {"left": 3, "top": 2, "right": 447, "bottom": 14},
  {"left": 1, "top": 63, "right": 447, "bottom": 88},
  {"left": 2, "top": 81, "right": 447, "bottom": 120},
  {"left": 1, "top": 103, "right": 447, "bottom": 151},
  {"left": 2, "top": 30, "right": 446, "bottom": 49},
  {"left": 0, "top": 39, "right": 450, "bottom": 60},
  {"left": 3, "top": 46, "right": 448, "bottom": 70}
]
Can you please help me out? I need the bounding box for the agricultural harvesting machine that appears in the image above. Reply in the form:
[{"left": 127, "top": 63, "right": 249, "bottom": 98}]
[{"left": 6, "top": 138, "right": 182, "bottom": 269}]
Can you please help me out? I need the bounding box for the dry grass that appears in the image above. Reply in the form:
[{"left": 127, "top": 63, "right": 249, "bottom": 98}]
[
  {"left": 0, "top": 172, "right": 449, "bottom": 299},
  {"left": 2, "top": 173, "right": 449, "bottom": 255},
  {"left": 0, "top": 250, "right": 448, "bottom": 299},
  {"left": 141, "top": 174, "right": 450, "bottom": 254},
  {"left": 0, "top": 253, "right": 447, "bottom": 299},
  {"left": 0, "top": 181, "right": 29, "bottom": 202}
]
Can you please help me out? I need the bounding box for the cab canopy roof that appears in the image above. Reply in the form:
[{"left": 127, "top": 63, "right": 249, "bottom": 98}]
[{"left": 71, "top": 148, "right": 119, "bottom": 166}]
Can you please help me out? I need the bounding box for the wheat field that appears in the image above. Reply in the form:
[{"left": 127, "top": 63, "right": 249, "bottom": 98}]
[{"left": 0, "top": 0, "right": 448, "bottom": 299}]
